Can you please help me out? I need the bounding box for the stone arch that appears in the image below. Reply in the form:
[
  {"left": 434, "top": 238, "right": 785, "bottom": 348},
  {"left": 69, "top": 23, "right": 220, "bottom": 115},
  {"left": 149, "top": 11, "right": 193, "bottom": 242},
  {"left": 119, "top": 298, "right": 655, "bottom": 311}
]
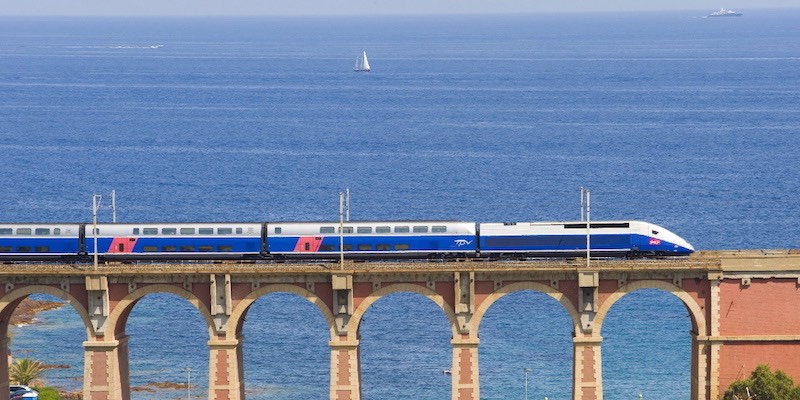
[
  {"left": 105, "top": 284, "right": 216, "bottom": 340},
  {"left": 472, "top": 281, "right": 581, "bottom": 337},
  {"left": 594, "top": 279, "right": 707, "bottom": 337},
  {"left": 0, "top": 284, "right": 93, "bottom": 337},
  {"left": 350, "top": 283, "right": 460, "bottom": 339},
  {"left": 227, "top": 283, "right": 336, "bottom": 340}
]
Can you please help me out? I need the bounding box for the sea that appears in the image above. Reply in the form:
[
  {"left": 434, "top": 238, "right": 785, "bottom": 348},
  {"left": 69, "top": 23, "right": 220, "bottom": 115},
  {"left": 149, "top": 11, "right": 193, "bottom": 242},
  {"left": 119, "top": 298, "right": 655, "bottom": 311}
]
[{"left": 1, "top": 9, "right": 799, "bottom": 400}]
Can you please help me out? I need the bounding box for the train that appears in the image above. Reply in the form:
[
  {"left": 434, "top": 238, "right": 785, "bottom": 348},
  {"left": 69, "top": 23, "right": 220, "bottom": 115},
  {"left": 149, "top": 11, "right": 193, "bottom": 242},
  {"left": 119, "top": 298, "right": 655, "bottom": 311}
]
[{"left": 0, "top": 220, "right": 694, "bottom": 262}]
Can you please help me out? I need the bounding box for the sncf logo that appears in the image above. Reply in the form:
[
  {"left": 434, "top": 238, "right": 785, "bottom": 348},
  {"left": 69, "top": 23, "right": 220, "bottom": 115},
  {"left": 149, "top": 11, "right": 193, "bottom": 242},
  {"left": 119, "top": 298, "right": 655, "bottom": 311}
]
[{"left": 649, "top": 238, "right": 662, "bottom": 245}]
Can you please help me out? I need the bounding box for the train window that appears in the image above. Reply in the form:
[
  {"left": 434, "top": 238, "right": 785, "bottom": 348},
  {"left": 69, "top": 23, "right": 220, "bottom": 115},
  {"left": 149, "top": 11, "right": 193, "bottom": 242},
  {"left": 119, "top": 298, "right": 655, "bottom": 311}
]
[
  {"left": 413, "top": 226, "right": 429, "bottom": 233},
  {"left": 432, "top": 226, "right": 447, "bottom": 233},
  {"left": 394, "top": 226, "right": 409, "bottom": 233},
  {"left": 218, "top": 245, "right": 233, "bottom": 252},
  {"left": 0, "top": 246, "right": 11, "bottom": 252},
  {"left": 180, "top": 245, "right": 195, "bottom": 252},
  {"left": 565, "top": 222, "right": 630, "bottom": 229},
  {"left": 180, "top": 228, "right": 195, "bottom": 235},
  {"left": 652, "top": 230, "right": 659, "bottom": 235},
  {"left": 339, "top": 227, "right": 353, "bottom": 234},
  {"left": 35, "top": 228, "right": 51, "bottom": 235},
  {"left": 357, "top": 227, "right": 372, "bottom": 234},
  {"left": 272, "top": 227, "right": 281, "bottom": 234},
  {"left": 199, "top": 228, "right": 214, "bottom": 235},
  {"left": 320, "top": 227, "right": 335, "bottom": 234},
  {"left": 162, "top": 228, "right": 177, "bottom": 235},
  {"left": 199, "top": 245, "right": 214, "bottom": 252},
  {"left": 358, "top": 244, "right": 372, "bottom": 250},
  {"left": 376, "top": 244, "right": 390, "bottom": 251},
  {"left": 53, "top": 228, "right": 61, "bottom": 235},
  {"left": 376, "top": 226, "right": 391, "bottom": 234},
  {"left": 343, "top": 244, "right": 353, "bottom": 251},
  {"left": 143, "top": 246, "right": 158, "bottom": 252},
  {"left": 236, "top": 228, "right": 243, "bottom": 234},
  {"left": 35, "top": 246, "right": 49, "bottom": 252},
  {"left": 133, "top": 228, "right": 140, "bottom": 235},
  {"left": 0, "top": 228, "right": 11, "bottom": 235},
  {"left": 218, "top": 228, "right": 233, "bottom": 235},
  {"left": 143, "top": 228, "right": 158, "bottom": 235},
  {"left": 17, "top": 246, "right": 31, "bottom": 252},
  {"left": 320, "top": 245, "right": 335, "bottom": 251},
  {"left": 395, "top": 244, "right": 410, "bottom": 250},
  {"left": 16, "top": 228, "right": 32, "bottom": 235},
  {"left": 163, "top": 245, "right": 177, "bottom": 252}
]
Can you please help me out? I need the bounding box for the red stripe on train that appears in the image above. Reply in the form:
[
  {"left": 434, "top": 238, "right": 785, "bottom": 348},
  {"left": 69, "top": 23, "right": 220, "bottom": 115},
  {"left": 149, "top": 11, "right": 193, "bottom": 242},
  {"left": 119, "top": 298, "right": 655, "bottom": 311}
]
[{"left": 293, "top": 236, "right": 323, "bottom": 252}]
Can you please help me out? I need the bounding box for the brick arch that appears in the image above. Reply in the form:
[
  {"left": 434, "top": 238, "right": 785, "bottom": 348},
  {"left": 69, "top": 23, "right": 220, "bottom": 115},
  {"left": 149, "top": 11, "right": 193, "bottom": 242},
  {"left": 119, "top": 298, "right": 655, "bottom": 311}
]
[
  {"left": 0, "top": 284, "right": 93, "bottom": 337},
  {"left": 105, "top": 284, "right": 216, "bottom": 340},
  {"left": 227, "top": 283, "right": 336, "bottom": 339},
  {"left": 594, "top": 279, "right": 707, "bottom": 336},
  {"left": 472, "top": 281, "right": 581, "bottom": 337},
  {"left": 350, "top": 283, "right": 460, "bottom": 339}
]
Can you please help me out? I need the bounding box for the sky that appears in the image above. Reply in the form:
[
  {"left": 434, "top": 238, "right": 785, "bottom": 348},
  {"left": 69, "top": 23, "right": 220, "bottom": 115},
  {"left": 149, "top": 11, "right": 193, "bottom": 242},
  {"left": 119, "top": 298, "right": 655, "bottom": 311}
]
[{"left": 0, "top": 0, "right": 797, "bottom": 17}]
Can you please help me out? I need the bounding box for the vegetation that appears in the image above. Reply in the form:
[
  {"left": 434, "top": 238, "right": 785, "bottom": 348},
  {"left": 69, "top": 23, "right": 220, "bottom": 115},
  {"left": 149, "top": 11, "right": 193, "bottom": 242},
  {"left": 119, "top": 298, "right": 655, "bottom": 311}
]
[
  {"left": 32, "top": 386, "right": 62, "bottom": 400},
  {"left": 9, "top": 357, "right": 44, "bottom": 386},
  {"left": 724, "top": 364, "right": 800, "bottom": 400}
]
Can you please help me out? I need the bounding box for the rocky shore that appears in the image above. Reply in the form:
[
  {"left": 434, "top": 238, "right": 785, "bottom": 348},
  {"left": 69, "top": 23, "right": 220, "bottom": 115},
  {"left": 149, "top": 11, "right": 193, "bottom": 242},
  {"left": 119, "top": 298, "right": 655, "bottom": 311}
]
[{"left": 10, "top": 298, "right": 65, "bottom": 326}]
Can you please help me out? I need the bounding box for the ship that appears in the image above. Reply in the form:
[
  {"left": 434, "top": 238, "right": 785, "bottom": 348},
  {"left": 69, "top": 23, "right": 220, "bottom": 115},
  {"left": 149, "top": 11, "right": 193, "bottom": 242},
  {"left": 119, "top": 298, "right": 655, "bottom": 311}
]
[{"left": 706, "top": 8, "right": 742, "bottom": 17}]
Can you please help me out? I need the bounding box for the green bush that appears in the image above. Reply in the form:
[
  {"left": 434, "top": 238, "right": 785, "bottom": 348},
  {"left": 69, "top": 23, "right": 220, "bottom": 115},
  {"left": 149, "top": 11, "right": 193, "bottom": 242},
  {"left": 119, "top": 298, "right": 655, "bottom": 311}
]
[
  {"left": 32, "top": 386, "right": 61, "bottom": 400},
  {"left": 724, "top": 364, "right": 800, "bottom": 400}
]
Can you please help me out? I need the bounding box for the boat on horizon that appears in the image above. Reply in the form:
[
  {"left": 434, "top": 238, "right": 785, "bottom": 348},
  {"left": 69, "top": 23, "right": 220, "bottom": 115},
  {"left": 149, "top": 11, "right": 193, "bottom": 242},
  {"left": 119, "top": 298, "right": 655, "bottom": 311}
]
[
  {"left": 354, "top": 51, "right": 371, "bottom": 72},
  {"left": 706, "top": 8, "right": 742, "bottom": 17}
]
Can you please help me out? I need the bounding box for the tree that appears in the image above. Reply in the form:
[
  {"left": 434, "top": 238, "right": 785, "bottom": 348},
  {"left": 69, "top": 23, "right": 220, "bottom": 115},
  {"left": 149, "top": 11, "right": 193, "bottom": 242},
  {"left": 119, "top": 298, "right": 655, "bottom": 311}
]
[
  {"left": 724, "top": 364, "right": 800, "bottom": 400},
  {"left": 9, "top": 357, "right": 44, "bottom": 386}
]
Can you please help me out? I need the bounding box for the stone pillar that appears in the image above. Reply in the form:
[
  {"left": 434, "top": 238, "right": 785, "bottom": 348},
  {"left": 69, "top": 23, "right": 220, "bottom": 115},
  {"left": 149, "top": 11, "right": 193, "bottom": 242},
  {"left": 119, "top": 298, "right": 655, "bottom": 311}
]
[
  {"left": 691, "top": 331, "right": 710, "bottom": 400},
  {"left": 707, "top": 279, "right": 721, "bottom": 400},
  {"left": 451, "top": 338, "right": 480, "bottom": 400},
  {"left": 208, "top": 338, "right": 244, "bottom": 400},
  {"left": 0, "top": 334, "right": 10, "bottom": 396},
  {"left": 83, "top": 336, "right": 130, "bottom": 400},
  {"left": 329, "top": 339, "right": 361, "bottom": 400},
  {"left": 573, "top": 336, "right": 602, "bottom": 400}
]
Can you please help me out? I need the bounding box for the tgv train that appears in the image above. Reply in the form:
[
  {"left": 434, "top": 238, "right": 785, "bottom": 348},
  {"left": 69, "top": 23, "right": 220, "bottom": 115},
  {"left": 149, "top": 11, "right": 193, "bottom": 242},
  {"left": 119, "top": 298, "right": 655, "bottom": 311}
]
[{"left": 0, "top": 220, "right": 694, "bottom": 262}]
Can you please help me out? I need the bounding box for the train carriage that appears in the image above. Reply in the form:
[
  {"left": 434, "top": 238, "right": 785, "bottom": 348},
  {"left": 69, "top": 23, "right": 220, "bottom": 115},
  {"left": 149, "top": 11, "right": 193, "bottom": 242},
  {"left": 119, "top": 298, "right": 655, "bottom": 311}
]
[
  {"left": 0, "top": 224, "right": 82, "bottom": 261},
  {"left": 85, "top": 223, "right": 263, "bottom": 260},
  {"left": 267, "top": 221, "right": 477, "bottom": 259},
  {"left": 478, "top": 220, "right": 694, "bottom": 257}
]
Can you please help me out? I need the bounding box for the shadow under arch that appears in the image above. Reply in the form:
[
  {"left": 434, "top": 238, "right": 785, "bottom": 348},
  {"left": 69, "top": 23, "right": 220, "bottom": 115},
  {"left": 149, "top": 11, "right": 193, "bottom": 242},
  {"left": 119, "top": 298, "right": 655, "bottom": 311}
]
[
  {"left": 350, "top": 283, "right": 460, "bottom": 338},
  {"left": 594, "top": 280, "right": 706, "bottom": 336},
  {"left": 227, "top": 283, "right": 336, "bottom": 339},
  {"left": 472, "top": 281, "right": 581, "bottom": 335},
  {"left": 105, "top": 284, "right": 216, "bottom": 340},
  {"left": 0, "top": 285, "right": 93, "bottom": 338}
]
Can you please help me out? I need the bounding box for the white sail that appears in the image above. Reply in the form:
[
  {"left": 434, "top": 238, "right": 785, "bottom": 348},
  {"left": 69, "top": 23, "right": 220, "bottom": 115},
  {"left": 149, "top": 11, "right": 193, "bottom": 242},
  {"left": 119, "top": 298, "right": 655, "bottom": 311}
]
[{"left": 354, "top": 51, "right": 370, "bottom": 72}]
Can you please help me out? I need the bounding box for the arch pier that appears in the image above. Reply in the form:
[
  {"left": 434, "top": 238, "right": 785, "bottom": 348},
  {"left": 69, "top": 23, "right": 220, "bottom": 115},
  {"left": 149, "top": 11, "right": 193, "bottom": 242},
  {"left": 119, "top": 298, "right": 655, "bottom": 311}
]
[{"left": 0, "top": 250, "right": 799, "bottom": 400}]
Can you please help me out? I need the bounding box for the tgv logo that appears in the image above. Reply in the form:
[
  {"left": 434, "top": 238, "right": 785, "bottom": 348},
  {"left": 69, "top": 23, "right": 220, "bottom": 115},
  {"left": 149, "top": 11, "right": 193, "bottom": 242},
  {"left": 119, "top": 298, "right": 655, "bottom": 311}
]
[{"left": 454, "top": 239, "right": 473, "bottom": 247}]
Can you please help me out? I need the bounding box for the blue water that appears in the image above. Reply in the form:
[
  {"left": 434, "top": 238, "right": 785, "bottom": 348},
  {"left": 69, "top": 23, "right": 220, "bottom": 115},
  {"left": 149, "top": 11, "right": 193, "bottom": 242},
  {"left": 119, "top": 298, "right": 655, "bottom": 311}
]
[{"left": 2, "top": 9, "right": 799, "bottom": 399}]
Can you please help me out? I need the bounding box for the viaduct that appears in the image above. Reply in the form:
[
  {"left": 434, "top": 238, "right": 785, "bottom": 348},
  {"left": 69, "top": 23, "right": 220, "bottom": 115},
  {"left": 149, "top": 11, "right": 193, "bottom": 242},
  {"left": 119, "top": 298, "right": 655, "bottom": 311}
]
[{"left": 1, "top": 249, "right": 799, "bottom": 400}]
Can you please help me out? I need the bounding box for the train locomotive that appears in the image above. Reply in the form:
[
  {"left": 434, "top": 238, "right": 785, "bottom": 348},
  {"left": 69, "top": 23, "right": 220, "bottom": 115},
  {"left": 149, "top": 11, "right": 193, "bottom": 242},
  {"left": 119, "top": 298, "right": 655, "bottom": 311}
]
[{"left": 0, "top": 220, "right": 694, "bottom": 262}]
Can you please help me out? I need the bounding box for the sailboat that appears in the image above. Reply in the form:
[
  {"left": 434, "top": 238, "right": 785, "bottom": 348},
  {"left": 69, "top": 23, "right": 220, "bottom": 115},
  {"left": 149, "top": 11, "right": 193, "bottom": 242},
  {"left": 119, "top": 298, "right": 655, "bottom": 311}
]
[{"left": 354, "top": 51, "right": 371, "bottom": 72}]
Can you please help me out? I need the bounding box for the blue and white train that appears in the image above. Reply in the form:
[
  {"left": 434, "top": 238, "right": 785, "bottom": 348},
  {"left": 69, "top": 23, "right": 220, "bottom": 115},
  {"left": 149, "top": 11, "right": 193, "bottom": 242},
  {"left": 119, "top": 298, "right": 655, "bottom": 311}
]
[{"left": 0, "top": 220, "right": 694, "bottom": 262}]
